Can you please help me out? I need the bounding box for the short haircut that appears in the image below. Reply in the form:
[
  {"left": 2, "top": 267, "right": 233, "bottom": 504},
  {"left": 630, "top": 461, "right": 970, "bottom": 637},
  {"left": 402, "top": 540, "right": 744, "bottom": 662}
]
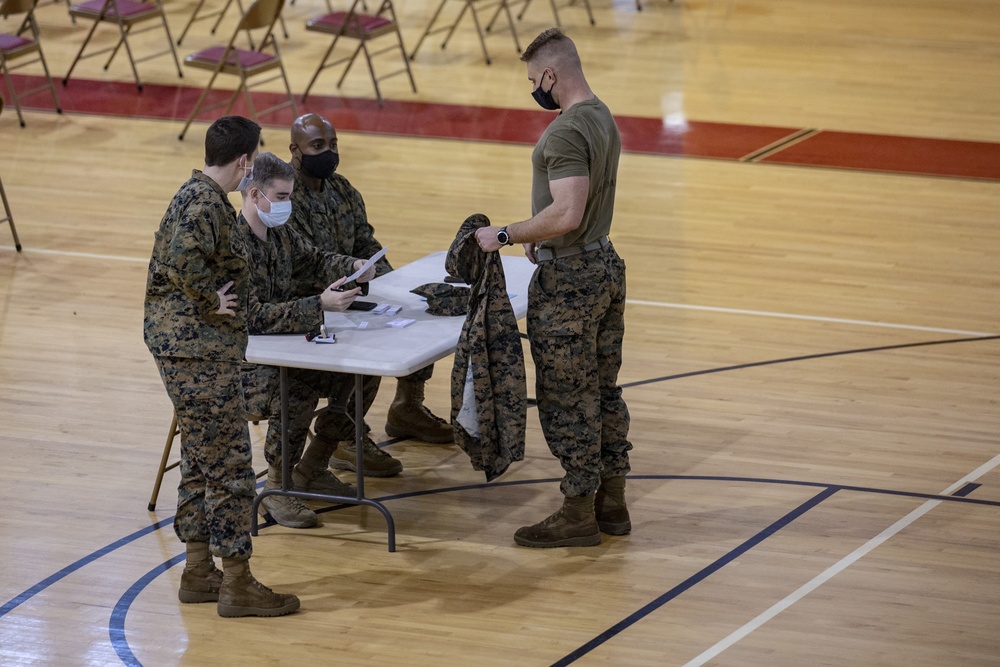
[
  {"left": 204, "top": 116, "right": 261, "bottom": 167},
  {"left": 520, "top": 27, "right": 577, "bottom": 65},
  {"left": 248, "top": 152, "right": 294, "bottom": 191}
]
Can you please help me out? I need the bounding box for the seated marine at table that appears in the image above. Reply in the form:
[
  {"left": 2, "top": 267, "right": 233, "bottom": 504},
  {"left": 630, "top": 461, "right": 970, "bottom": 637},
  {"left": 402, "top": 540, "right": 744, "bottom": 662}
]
[
  {"left": 236, "top": 152, "right": 381, "bottom": 529},
  {"left": 285, "top": 113, "right": 454, "bottom": 479}
]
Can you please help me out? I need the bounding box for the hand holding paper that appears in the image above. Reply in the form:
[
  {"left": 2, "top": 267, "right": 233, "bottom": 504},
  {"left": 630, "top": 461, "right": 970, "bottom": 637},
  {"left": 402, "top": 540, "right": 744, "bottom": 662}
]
[{"left": 346, "top": 247, "right": 388, "bottom": 284}]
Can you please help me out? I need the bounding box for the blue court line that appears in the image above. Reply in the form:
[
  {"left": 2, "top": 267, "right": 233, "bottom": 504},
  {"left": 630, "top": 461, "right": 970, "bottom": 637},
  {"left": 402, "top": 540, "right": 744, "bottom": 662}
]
[
  {"left": 2, "top": 333, "right": 995, "bottom": 660},
  {"left": 0, "top": 517, "right": 174, "bottom": 620},
  {"left": 107, "top": 475, "right": 997, "bottom": 666},
  {"left": 550, "top": 479, "right": 994, "bottom": 665},
  {"left": 110, "top": 554, "right": 185, "bottom": 667},
  {"left": 550, "top": 487, "right": 840, "bottom": 666},
  {"left": 621, "top": 335, "right": 1000, "bottom": 389}
]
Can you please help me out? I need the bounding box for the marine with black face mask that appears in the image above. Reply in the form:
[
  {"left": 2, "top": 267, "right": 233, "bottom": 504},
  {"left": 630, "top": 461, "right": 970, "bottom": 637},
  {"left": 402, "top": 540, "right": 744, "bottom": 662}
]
[{"left": 286, "top": 113, "right": 456, "bottom": 480}]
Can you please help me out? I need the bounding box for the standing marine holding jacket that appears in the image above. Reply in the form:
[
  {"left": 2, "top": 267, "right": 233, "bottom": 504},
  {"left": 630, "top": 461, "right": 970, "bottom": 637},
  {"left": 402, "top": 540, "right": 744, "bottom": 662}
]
[{"left": 475, "top": 28, "right": 633, "bottom": 548}]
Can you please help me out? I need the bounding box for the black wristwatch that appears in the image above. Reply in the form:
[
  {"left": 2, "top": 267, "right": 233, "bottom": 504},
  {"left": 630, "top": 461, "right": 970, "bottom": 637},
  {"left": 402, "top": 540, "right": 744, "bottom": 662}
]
[{"left": 496, "top": 226, "right": 513, "bottom": 246}]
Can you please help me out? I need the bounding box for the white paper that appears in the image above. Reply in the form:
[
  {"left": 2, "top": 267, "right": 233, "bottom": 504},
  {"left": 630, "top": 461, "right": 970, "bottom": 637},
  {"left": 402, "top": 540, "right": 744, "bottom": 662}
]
[{"left": 345, "top": 247, "right": 388, "bottom": 283}]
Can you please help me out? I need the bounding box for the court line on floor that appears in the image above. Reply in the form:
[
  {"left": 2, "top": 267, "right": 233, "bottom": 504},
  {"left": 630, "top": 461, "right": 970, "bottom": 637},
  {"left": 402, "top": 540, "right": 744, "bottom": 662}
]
[
  {"left": 5, "top": 246, "right": 993, "bottom": 337},
  {"left": 2, "top": 335, "right": 994, "bottom": 662},
  {"left": 626, "top": 299, "right": 997, "bottom": 337},
  {"left": 681, "top": 452, "right": 1000, "bottom": 667},
  {"left": 4, "top": 334, "right": 996, "bottom": 623},
  {"left": 1, "top": 247, "right": 150, "bottom": 264},
  {"left": 107, "top": 475, "right": 1000, "bottom": 666},
  {"left": 622, "top": 335, "right": 1000, "bottom": 390}
]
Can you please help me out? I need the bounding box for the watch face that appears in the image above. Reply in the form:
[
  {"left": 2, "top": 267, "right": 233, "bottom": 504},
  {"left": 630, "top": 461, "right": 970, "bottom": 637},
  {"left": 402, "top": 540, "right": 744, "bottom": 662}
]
[{"left": 497, "top": 229, "right": 509, "bottom": 244}]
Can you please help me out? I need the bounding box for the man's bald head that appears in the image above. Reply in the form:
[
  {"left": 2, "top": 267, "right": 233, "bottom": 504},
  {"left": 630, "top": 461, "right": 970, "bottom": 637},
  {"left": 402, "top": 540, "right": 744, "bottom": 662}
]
[
  {"left": 289, "top": 113, "right": 340, "bottom": 183},
  {"left": 291, "top": 113, "right": 334, "bottom": 145}
]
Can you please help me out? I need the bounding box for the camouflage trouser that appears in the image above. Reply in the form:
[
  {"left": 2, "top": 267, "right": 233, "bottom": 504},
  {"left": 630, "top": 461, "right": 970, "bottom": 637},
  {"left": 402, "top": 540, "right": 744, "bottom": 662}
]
[
  {"left": 402, "top": 364, "right": 433, "bottom": 383},
  {"left": 155, "top": 356, "right": 255, "bottom": 561},
  {"left": 259, "top": 369, "right": 382, "bottom": 468},
  {"left": 527, "top": 243, "right": 632, "bottom": 498}
]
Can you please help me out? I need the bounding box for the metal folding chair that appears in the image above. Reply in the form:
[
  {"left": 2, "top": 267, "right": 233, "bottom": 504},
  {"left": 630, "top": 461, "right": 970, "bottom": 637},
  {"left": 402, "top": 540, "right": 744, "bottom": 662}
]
[
  {"left": 62, "top": 0, "right": 183, "bottom": 91},
  {"left": 0, "top": 0, "right": 62, "bottom": 126},
  {"left": 302, "top": 0, "right": 416, "bottom": 106},
  {"left": 408, "top": 0, "right": 520, "bottom": 66},
  {"left": 485, "top": 0, "right": 593, "bottom": 30},
  {"left": 0, "top": 98, "right": 22, "bottom": 250},
  {"left": 175, "top": 0, "right": 243, "bottom": 46},
  {"left": 148, "top": 411, "right": 267, "bottom": 511},
  {"left": 177, "top": 0, "right": 296, "bottom": 140}
]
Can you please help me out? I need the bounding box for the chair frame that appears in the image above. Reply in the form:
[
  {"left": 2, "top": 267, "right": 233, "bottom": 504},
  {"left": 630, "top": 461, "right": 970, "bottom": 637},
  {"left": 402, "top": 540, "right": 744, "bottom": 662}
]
[
  {"left": 178, "top": 0, "right": 296, "bottom": 141},
  {"left": 408, "top": 0, "right": 520, "bottom": 66},
  {"left": 176, "top": 0, "right": 289, "bottom": 48},
  {"left": 61, "top": 0, "right": 183, "bottom": 92},
  {"left": 149, "top": 412, "right": 267, "bottom": 511},
  {"left": 147, "top": 388, "right": 350, "bottom": 511},
  {"left": 485, "top": 0, "right": 593, "bottom": 31},
  {"left": 302, "top": 0, "right": 416, "bottom": 107},
  {"left": 0, "top": 98, "right": 22, "bottom": 250},
  {"left": 0, "top": 0, "right": 63, "bottom": 126},
  {"left": 175, "top": 0, "right": 244, "bottom": 46}
]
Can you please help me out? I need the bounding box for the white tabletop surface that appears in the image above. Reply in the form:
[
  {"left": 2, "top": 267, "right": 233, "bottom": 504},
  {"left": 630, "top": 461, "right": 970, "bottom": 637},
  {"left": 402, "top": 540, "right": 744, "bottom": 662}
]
[{"left": 245, "top": 251, "right": 535, "bottom": 377}]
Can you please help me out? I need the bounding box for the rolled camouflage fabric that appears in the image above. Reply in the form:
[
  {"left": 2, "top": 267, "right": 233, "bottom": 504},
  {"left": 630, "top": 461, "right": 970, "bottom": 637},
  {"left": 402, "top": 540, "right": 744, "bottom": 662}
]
[
  {"left": 410, "top": 282, "right": 471, "bottom": 316},
  {"left": 445, "top": 212, "right": 490, "bottom": 284}
]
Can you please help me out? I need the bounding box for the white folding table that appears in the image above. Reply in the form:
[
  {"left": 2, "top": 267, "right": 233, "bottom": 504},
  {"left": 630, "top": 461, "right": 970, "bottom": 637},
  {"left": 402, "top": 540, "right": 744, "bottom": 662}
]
[{"left": 246, "top": 251, "right": 535, "bottom": 551}]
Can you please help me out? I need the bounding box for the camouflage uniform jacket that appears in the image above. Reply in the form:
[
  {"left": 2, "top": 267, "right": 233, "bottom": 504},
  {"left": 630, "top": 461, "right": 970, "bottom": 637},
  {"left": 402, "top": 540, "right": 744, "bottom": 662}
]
[
  {"left": 287, "top": 171, "right": 393, "bottom": 278},
  {"left": 446, "top": 214, "right": 526, "bottom": 482},
  {"left": 144, "top": 170, "right": 249, "bottom": 362},
  {"left": 234, "top": 213, "right": 358, "bottom": 416}
]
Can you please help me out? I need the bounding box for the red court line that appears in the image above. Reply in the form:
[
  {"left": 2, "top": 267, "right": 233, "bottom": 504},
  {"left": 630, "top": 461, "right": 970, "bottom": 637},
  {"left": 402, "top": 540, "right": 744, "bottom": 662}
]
[
  {"left": 8, "top": 74, "right": 1000, "bottom": 180},
  {"left": 760, "top": 130, "right": 1000, "bottom": 181},
  {"left": 12, "top": 75, "right": 797, "bottom": 159}
]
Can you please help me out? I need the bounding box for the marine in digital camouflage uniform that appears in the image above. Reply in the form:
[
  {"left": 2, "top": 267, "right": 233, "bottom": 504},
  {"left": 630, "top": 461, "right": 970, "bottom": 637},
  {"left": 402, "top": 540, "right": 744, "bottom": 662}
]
[
  {"left": 144, "top": 117, "right": 299, "bottom": 617},
  {"left": 475, "top": 29, "right": 633, "bottom": 548},
  {"left": 286, "top": 113, "right": 454, "bottom": 456},
  {"left": 146, "top": 163, "right": 253, "bottom": 561},
  {"left": 235, "top": 152, "right": 387, "bottom": 529}
]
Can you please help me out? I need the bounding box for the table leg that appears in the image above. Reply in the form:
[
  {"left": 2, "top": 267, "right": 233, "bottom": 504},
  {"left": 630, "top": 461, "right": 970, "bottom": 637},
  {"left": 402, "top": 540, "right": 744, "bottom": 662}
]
[{"left": 252, "top": 368, "right": 396, "bottom": 553}]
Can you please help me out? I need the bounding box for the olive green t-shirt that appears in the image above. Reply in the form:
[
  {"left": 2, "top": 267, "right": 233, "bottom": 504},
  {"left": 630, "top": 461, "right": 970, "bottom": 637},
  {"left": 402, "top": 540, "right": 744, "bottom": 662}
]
[{"left": 531, "top": 97, "right": 621, "bottom": 250}]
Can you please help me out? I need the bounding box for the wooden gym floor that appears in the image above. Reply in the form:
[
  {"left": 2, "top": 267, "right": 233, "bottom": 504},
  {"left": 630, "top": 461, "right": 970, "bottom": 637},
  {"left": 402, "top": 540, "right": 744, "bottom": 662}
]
[{"left": 1, "top": 0, "right": 998, "bottom": 664}]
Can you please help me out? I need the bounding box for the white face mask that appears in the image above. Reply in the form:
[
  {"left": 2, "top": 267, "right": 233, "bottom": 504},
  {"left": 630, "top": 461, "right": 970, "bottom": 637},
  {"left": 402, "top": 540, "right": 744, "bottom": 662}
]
[
  {"left": 256, "top": 192, "right": 292, "bottom": 228},
  {"left": 236, "top": 156, "right": 252, "bottom": 192}
]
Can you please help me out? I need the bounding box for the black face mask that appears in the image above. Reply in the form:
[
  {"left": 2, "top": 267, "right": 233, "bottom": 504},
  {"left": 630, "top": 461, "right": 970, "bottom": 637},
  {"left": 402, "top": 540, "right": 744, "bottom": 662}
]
[
  {"left": 531, "top": 73, "right": 559, "bottom": 111},
  {"left": 299, "top": 150, "right": 339, "bottom": 180}
]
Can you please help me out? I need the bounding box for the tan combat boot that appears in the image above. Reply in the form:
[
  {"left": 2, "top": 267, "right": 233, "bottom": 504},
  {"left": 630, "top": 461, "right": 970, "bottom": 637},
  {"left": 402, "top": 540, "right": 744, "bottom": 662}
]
[
  {"left": 217, "top": 558, "right": 300, "bottom": 618},
  {"left": 292, "top": 433, "right": 357, "bottom": 496},
  {"left": 513, "top": 495, "right": 602, "bottom": 548},
  {"left": 260, "top": 466, "right": 318, "bottom": 528},
  {"left": 595, "top": 476, "right": 631, "bottom": 535},
  {"left": 385, "top": 377, "right": 454, "bottom": 443},
  {"left": 329, "top": 435, "right": 402, "bottom": 477},
  {"left": 178, "top": 541, "right": 223, "bottom": 603}
]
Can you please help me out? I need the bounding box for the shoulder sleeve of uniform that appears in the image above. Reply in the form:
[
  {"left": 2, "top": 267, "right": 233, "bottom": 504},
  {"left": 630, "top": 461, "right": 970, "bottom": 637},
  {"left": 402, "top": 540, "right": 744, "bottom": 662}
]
[
  {"left": 543, "top": 126, "right": 590, "bottom": 181},
  {"left": 337, "top": 177, "right": 393, "bottom": 274},
  {"left": 287, "top": 184, "right": 317, "bottom": 245},
  {"left": 161, "top": 187, "right": 231, "bottom": 312}
]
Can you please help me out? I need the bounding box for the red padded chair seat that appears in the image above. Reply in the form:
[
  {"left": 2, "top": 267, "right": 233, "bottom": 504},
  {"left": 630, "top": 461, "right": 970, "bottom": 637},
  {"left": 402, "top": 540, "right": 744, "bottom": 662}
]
[
  {"left": 186, "top": 45, "right": 275, "bottom": 68},
  {"left": 0, "top": 34, "right": 34, "bottom": 52},
  {"left": 308, "top": 11, "right": 392, "bottom": 34},
  {"left": 70, "top": 0, "right": 158, "bottom": 19}
]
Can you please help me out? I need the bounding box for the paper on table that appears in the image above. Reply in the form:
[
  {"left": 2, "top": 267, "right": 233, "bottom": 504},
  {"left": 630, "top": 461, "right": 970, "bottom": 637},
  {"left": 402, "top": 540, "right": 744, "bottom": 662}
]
[{"left": 345, "top": 247, "right": 388, "bottom": 283}]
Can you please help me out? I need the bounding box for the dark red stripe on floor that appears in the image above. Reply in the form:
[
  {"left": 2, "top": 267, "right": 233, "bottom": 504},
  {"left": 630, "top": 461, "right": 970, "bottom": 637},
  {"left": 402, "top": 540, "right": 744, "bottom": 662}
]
[
  {"left": 760, "top": 130, "right": 1000, "bottom": 181},
  {"left": 8, "top": 74, "right": 1000, "bottom": 181}
]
